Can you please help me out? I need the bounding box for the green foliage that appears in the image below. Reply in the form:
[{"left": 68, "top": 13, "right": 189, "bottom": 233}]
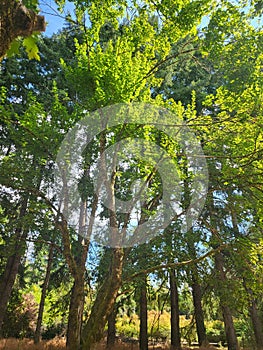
[
  {"left": 22, "top": 0, "right": 39, "bottom": 11},
  {"left": 206, "top": 320, "right": 226, "bottom": 344},
  {"left": 2, "top": 290, "right": 38, "bottom": 338},
  {"left": 116, "top": 313, "right": 139, "bottom": 338},
  {"left": 23, "top": 36, "right": 40, "bottom": 61},
  {"left": 148, "top": 310, "right": 170, "bottom": 340},
  {"left": 0, "top": 0, "right": 263, "bottom": 347}
]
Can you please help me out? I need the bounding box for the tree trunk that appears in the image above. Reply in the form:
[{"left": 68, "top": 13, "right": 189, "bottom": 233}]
[
  {"left": 107, "top": 304, "right": 118, "bottom": 349},
  {"left": 191, "top": 276, "right": 208, "bottom": 346},
  {"left": 221, "top": 305, "right": 239, "bottom": 350},
  {"left": 0, "top": 247, "right": 26, "bottom": 335},
  {"left": 67, "top": 200, "right": 89, "bottom": 350},
  {"left": 66, "top": 247, "right": 86, "bottom": 350},
  {"left": 215, "top": 252, "right": 239, "bottom": 350},
  {"left": 249, "top": 298, "right": 263, "bottom": 350},
  {"left": 0, "top": 196, "right": 28, "bottom": 336},
  {"left": 80, "top": 248, "right": 124, "bottom": 350},
  {"left": 231, "top": 209, "right": 263, "bottom": 350},
  {"left": 0, "top": 0, "right": 45, "bottom": 60},
  {"left": 186, "top": 236, "right": 208, "bottom": 347},
  {"left": 169, "top": 269, "right": 181, "bottom": 350},
  {"left": 34, "top": 244, "right": 54, "bottom": 344},
  {"left": 242, "top": 279, "right": 263, "bottom": 350},
  {"left": 54, "top": 221, "right": 86, "bottom": 350},
  {"left": 67, "top": 277, "right": 85, "bottom": 350},
  {"left": 139, "top": 275, "right": 148, "bottom": 350}
]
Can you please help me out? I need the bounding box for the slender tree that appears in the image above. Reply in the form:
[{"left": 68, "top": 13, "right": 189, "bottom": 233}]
[
  {"left": 170, "top": 269, "right": 181, "bottom": 350},
  {"left": 34, "top": 243, "right": 54, "bottom": 343},
  {"left": 139, "top": 275, "right": 148, "bottom": 350}
]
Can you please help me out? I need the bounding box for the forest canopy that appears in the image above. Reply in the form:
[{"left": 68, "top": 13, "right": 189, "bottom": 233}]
[{"left": 0, "top": 1, "right": 262, "bottom": 350}]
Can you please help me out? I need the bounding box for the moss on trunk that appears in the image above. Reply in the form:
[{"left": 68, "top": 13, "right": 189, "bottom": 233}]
[{"left": 80, "top": 248, "right": 124, "bottom": 350}]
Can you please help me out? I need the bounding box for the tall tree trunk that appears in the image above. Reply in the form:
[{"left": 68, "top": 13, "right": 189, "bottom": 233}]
[
  {"left": 231, "top": 210, "right": 263, "bottom": 350},
  {"left": 221, "top": 305, "right": 239, "bottom": 350},
  {"left": 169, "top": 269, "right": 181, "bottom": 350},
  {"left": 80, "top": 248, "right": 124, "bottom": 350},
  {"left": 67, "top": 276, "right": 85, "bottom": 350},
  {"left": 191, "top": 274, "right": 208, "bottom": 346},
  {"left": 215, "top": 252, "right": 239, "bottom": 350},
  {"left": 183, "top": 165, "right": 208, "bottom": 347},
  {"left": 107, "top": 304, "right": 118, "bottom": 349},
  {"left": 80, "top": 131, "right": 125, "bottom": 349},
  {"left": 250, "top": 299, "right": 263, "bottom": 350},
  {"left": 57, "top": 230, "right": 87, "bottom": 350},
  {"left": 139, "top": 275, "right": 148, "bottom": 350},
  {"left": 243, "top": 281, "right": 263, "bottom": 350},
  {"left": 34, "top": 244, "right": 54, "bottom": 344},
  {"left": 67, "top": 200, "right": 89, "bottom": 350},
  {"left": 0, "top": 196, "right": 28, "bottom": 336},
  {"left": 186, "top": 237, "right": 208, "bottom": 347}
]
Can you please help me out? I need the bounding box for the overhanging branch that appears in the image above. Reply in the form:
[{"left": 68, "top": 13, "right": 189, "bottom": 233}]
[{"left": 0, "top": 0, "right": 46, "bottom": 60}]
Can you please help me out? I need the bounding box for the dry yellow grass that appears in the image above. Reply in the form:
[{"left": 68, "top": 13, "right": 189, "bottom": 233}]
[
  {"left": 0, "top": 338, "right": 221, "bottom": 350},
  {"left": 0, "top": 338, "right": 66, "bottom": 350}
]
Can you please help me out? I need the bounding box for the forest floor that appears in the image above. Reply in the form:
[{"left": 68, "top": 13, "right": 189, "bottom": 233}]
[{"left": 0, "top": 338, "right": 230, "bottom": 350}]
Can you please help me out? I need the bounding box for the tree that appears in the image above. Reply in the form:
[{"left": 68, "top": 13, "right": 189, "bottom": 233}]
[
  {"left": 106, "top": 303, "right": 118, "bottom": 349},
  {"left": 34, "top": 243, "right": 54, "bottom": 344},
  {"left": 0, "top": 0, "right": 262, "bottom": 348},
  {"left": 58, "top": 2, "right": 213, "bottom": 348},
  {"left": 170, "top": 269, "right": 181, "bottom": 350},
  {"left": 139, "top": 275, "right": 148, "bottom": 350}
]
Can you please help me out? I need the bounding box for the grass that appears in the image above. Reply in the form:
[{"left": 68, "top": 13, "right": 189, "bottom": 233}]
[
  {"left": 0, "top": 338, "right": 222, "bottom": 350},
  {"left": 0, "top": 338, "right": 65, "bottom": 350}
]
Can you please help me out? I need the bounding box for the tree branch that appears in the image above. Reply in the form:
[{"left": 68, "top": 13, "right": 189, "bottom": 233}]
[{"left": 0, "top": 0, "right": 46, "bottom": 60}]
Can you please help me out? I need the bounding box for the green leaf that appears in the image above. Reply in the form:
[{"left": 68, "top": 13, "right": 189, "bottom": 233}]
[
  {"left": 23, "top": 36, "right": 40, "bottom": 61},
  {"left": 6, "top": 39, "right": 20, "bottom": 58}
]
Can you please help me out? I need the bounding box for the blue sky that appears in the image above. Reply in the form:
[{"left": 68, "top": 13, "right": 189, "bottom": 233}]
[
  {"left": 39, "top": 0, "right": 75, "bottom": 36},
  {"left": 39, "top": 0, "right": 208, "bottom": 36},
  {"left": 39, "top": 0, "right": 262, "bottom": 37}
]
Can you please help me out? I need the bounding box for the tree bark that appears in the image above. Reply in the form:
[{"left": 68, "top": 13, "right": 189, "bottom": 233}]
[
  {"left": 169, "top": 269, "right": 181, "bottom": 350},
  {"left": 57, "top": 218, "right": 87, "bottom": 350},
  {"left": 186, "top": 236, "right": 208, "bottom": 347},
  {"left": 221, "top": 305, "right": 239, "bottom": 350},
  {"left": 183, "top": 165, "right": 208, "bottom": 348},
  {"left": 250, "top": 299, "right": 263, "bottom": 350},
  {"left": 191, "top": 275, "right": 208, "bottom": 346},
  {"left": 215, "top": 252, "right": 239, "bottom": 350},
  {"left": 139, "top": 275, "right": 148, "bottom": 350},
  {"left": 0, "top": 0, "right": 45, "bottom": 60},
  {"left": 67, "top": 276, "right": 85, "bottom": 350},
  {"left": 34, "top": 244, "right": 54, "bottom": 344},
  {"left": 80, "top": 248, "right": 124, "bottom": 350},
  {"left": 67, "top": 200, "right": 89, "bottom": 350},
  {"left": 107, "top": 304, "right": 118, "bottom": 349},
  {"left": 231, "top": 209, "right": 263, "bottom": 350},
  {"left": 0, "top": 196, "right": 29, "bottom": 336},
  {"left": 243, "top": 284, "right": 263, "bottom": 350}
]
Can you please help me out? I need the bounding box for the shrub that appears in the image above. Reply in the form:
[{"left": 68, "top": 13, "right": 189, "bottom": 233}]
[
  {"left": 2, "top": 291, "right": 37, "bottom": 338},
  {"left": 206, "top": 320, "right": 226, "bottom": 344}
]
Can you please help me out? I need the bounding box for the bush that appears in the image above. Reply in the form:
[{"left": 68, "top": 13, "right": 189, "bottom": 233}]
[
  {"left": 41, "top": 324, "right": 66, "bottom": 340},
  {"left": 2, "top": 291, "right": 37, "bottom": 338},
  {"left": 116, "top": 314, "right": 139, "bottom": 338},
  {"left": 206, "top": 320, "right": 226, "bottom": 344},
  {"left": 148, "top": 310, "right": 170, "bottom": 341}
]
